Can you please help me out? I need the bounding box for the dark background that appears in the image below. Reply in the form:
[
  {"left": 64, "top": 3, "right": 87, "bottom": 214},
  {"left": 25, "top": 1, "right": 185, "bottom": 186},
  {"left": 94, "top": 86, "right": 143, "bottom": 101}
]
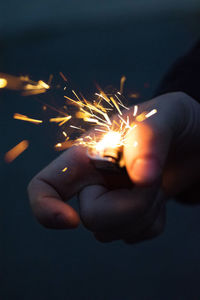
[{"left": 0, "top": 2, "right": 200, "bottom": 299}]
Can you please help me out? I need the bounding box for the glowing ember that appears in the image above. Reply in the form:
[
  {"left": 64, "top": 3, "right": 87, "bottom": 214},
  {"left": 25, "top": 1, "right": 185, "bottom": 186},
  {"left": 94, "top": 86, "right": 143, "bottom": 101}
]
[
  {"left": 13, "top": 113, "right": 43, "bottom": 125},
  {"left": 5, "top": 140, "right": 29, "bottom": 163},
  {"left": 49, "top": 116, "right": 72, "bottom": 126},
  {"left": 0, "top": 78, "right": 7, "bottom": 88},
  {"left": 0, "top": 73, "right": 49, "bottom": 95},
  {"left": 145, "top": 109, "right": 157, "bottom": 118}
]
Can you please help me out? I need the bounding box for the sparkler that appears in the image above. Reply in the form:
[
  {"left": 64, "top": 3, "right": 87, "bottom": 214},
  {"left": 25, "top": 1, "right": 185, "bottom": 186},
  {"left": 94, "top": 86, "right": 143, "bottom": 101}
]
[{"left": 1, "top": 72, "right": 157, "bottom": 167}]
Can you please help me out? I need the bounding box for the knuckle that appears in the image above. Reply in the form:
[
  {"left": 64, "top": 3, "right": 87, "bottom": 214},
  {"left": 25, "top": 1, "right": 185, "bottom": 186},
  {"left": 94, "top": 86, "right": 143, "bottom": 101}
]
[{"left": 79, "top": 203, "right": 98, "bottom": 231}]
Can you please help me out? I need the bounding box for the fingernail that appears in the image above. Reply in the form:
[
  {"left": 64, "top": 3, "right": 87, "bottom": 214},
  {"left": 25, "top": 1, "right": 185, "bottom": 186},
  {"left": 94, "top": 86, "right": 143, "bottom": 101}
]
[{"left": 131, "top": 158, "right": 161, "bottom": 184}]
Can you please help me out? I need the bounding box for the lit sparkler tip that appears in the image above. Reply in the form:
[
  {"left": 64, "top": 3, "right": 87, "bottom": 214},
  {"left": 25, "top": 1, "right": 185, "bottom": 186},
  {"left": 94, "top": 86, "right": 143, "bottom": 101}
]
[{"left": 95, "top": 131, "right": 122, "bottom": 153}]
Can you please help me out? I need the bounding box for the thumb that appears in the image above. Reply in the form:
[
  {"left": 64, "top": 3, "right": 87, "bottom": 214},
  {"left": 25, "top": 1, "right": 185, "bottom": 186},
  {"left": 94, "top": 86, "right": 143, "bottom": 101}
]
[{"left": 124, "top": 92, "right": 198, "bottom": 186}]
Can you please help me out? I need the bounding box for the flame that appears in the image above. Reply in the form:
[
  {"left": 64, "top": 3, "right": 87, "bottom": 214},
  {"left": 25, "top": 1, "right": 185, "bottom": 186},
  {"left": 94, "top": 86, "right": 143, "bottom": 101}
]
[{"left": 96, "top": 131, "right": 122, "bottom": 153}]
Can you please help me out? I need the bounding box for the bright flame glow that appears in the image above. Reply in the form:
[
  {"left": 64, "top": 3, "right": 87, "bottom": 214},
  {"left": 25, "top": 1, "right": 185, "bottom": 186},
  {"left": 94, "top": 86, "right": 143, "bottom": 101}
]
[{"left": 96, "top": 131, "right": 122, "bottom": 152}]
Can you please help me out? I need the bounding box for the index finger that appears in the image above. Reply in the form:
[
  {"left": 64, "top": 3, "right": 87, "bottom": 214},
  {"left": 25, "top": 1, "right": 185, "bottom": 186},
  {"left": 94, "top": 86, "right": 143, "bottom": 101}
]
[{"left": 28, "top": 146, "right": 103, "bottom": 229}]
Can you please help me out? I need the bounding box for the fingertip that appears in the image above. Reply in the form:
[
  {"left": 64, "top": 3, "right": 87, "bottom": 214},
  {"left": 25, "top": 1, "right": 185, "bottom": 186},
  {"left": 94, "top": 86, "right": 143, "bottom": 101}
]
[
  {"left": 54, "top": 211, "right": 80, "bottom": 229},
  {"left": 33, "top": 196, "right": 80, "bottom": 230},
  {"left": 127, "top": 157, "right": 162, "bottom": 185}
]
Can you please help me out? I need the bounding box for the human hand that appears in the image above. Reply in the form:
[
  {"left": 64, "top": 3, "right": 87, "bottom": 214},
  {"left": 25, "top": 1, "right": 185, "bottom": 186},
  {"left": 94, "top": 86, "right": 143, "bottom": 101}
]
[{"left": 28, "top": 92, "right": 200, "bottom": 243}]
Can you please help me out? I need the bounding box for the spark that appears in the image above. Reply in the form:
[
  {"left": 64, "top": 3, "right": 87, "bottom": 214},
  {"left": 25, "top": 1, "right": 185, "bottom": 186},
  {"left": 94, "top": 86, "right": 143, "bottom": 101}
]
[
  {"left": 2, "top": 72, "right": 159, "bottom": 168},
  {"left": 145, "top": 109, "right": 157, "bottom": 118},
  {"left": 94, "top": 128, "right": 107, "bottom": 133},
  {"left": 13, "top": 113, "right": 43, "bottom": 124},
  {"left": 59, "top": 72, "right": 68, "bottom": 82},
  {"left": 118, "top": 115, "right": 131, "bottom": 129},
  {"left": 64, "top": 95, "right": 84, "bottom": 107},
  {"left": 133, "top": 105, "right": 138, "bottom": 117},
  {"left": 120, "top": 76, "right": 126, "bottom": 94},
  {"left": 136, "top": 112, "right": 147, "bottom": 122},
  {"left": 129, "top": 93, "right": 140, "bottom": 99},
  {"left": 110, "top": 97, "right": 122, "bottom": 115},
  {"left": 0, "top": 73, "right": 50, "bottom": 95},
  {"left": 95, "top": 91, "right": 113, "bottom": 107},
  {"left": 70, "top": 125, "right": 85, "bottom": 131},
  {"left": 72, "top": 90, "right": 82, "bottom": 102},
  {"left": 5, "top": 140, "right": 29, "bottom": 163},
  {"left": 49, "top": 115, "right": 72, "bottom": 126},
  {"left": 62, "top": 167, "right": 68, "bottom": 172},
  {"left": 55, "top": 143, "right": 62, "bottom": 148},
  {"left": 0, "top": 78, "right": 7, "bottom": 88}
]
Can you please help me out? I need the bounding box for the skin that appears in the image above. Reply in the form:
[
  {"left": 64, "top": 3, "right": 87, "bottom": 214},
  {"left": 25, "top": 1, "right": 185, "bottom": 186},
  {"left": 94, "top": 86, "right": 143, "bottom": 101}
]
[{"left": 28, "top": 92, "right": 200, "bottom": 244}]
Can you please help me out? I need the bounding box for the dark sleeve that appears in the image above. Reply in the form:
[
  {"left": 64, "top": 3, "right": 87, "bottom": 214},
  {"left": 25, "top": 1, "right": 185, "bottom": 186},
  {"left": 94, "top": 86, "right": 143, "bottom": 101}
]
[{"left": 155, "top": 40, "right": 200, "bottom": 103}]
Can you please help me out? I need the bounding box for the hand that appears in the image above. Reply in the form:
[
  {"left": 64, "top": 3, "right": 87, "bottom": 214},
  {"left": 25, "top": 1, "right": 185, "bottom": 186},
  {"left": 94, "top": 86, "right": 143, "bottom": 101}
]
[{"left": 28, "top": 92, "right": 200, "bottom": 243}]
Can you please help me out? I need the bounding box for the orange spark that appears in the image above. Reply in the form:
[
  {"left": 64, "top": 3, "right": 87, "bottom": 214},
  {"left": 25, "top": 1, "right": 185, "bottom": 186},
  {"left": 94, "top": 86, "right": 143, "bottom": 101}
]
[
  {"left": 120, "top": 76, "right": 126, "bottom": 94},
  {"left": 5, "top": 140, "right": 29, "bottom": 163},
  {"left": 136, "top": 112, "right": 147, "bottom": 122},
  {"left": 59, "top": 72, "right": 68, "bottom": 82},
  {"left": 110, "top": 97, "right": 122, "bottom": 115},
  {"left": 49, "top": 116, "right": 72, "bottom": 126},
  {"left": 0, "top": 78, "right": 7, "bottom": 88},
  {"left": 13, "top": 113, "right": 43, "bottom": 124},
  {"left": 129, "top": 93, "right": 140, "bottom": 99}
]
